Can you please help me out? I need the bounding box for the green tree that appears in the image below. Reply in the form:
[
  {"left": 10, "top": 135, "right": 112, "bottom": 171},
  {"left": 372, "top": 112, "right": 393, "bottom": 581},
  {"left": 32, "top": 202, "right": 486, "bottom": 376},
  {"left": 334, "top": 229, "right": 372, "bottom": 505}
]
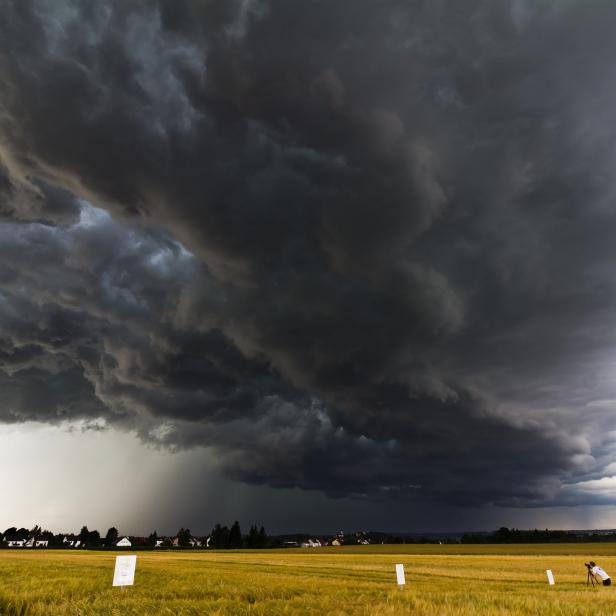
[
  {"left": 210, "top": 524, "right": 230, "bottom": 549},
  {"left": 147, "top": 531, "right": 158, "bottom": 546},
  {"left": 229, "top": 521, "right": 242, "bottom": 549},
  {"left": 257, "top": 526, "right": 268, "bottom": 549},
  {"left": 105, "top": 527, "right": 119, "bottom": 547},
  {"left": 494, "top": 527, "right": 512, "bottom": 543},
  {"left": 88, "top": 530, "right": 101, "bottom": 547},
  {"left": 177, "top": 528, "right": 192, "bottom": 547},
  {"left": 3, "top": 527, "right": 17, "bottom": 540},
  {"left": 78, "top": 526, "right": 89, "bottom": 546},
  {"left": 247, "top": 525, "right": 259, "bottom": 549}
]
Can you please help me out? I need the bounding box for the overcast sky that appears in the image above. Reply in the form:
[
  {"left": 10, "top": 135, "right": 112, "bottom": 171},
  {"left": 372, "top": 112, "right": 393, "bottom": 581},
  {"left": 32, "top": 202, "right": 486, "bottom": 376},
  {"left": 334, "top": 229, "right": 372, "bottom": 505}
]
[{"left": 2, "top": 0, "right": 616, "bottom": 535}]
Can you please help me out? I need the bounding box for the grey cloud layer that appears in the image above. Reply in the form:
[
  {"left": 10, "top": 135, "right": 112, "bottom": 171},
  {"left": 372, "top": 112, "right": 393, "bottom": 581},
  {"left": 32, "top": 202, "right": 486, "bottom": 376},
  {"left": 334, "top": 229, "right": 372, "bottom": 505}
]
[{"left": 1, "top": 0, "right": 616, "bottom": 506}]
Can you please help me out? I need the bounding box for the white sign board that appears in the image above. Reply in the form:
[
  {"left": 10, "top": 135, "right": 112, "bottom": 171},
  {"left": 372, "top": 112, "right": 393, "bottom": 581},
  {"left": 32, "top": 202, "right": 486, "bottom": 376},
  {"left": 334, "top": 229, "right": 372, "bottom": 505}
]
[
  {"left": 113, "top": 555, "right": 137, "bottom": 587},
  {"left": 546, "top": 569, "right": 555, "bottom": 585},
  {"left": 395, "top": 563, "right": 406, "bottom": 586}
]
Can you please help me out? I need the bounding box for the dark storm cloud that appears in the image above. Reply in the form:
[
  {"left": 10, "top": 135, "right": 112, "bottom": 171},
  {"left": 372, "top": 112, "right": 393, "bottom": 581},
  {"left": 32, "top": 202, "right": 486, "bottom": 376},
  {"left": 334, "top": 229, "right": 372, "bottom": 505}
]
[{"left": 1, "top": 0, "right": 616, "bottom": 507}]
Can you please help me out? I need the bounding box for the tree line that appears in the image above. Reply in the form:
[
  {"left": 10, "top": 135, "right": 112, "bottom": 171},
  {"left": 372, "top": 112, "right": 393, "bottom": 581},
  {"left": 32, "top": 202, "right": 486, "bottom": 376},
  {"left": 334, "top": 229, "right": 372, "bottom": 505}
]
[
  {"left": 1, "top": 522, "right": 269, "bottom": 549},
  {"left": 460, "top": 527, "right": 616, "bottom": 544},
  {"left": 9, "top": 524, "right": 614, "bottom": 547}
]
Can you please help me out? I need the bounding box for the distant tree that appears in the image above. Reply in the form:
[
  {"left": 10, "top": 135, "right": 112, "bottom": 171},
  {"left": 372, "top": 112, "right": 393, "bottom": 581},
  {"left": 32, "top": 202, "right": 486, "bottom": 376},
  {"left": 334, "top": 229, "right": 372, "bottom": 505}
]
[
  {"left": 494, "top": 527, "right": 512, "bottom": 543},
  {"left": 88, "top": 530, "right": 101, "bottom": 547},
  {"left": 176, "top": 528, "right": 192, "bottom": 547},
  {"left": 210, "top": 524, "right": 220, "bottom": 548},
  {"left": 40, "top": 530, "right": 55, "bottom": 545},
  {"left": 257, "top": 527, "right": 268, "bottom": 549},
  {"left": 30, "top": 525, "right": 42, "bottom": 538},
  {"left": 105, "top": 527, "right": 119, "bottom": 546},
  {"left": 78, "top": 526, "right": 90, "bottom": 546},
  {"left": 53, "top": 532, "right": 67, "bottom": 547},
  {"left": 246, "top": 525, "right": 259, "bottom": 549},
  {"left": 210, "top": 524, "right": 230, "bottom": 549},
  {"left": 147, "top": 531, "right": 158, "bottom": 546},
  {"left": 161, "top": 537, "right": 173, "bottom": 548},
  {"left": 229, "top": 521, "right": 242, "bottom": 549}
]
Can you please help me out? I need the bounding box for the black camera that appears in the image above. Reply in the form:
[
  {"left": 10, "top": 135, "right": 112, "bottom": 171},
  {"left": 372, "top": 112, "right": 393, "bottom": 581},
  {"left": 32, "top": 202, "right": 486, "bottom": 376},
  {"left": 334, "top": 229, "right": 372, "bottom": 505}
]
[{"left": 586, "top": 562, "right": 601, "bottom": 587}]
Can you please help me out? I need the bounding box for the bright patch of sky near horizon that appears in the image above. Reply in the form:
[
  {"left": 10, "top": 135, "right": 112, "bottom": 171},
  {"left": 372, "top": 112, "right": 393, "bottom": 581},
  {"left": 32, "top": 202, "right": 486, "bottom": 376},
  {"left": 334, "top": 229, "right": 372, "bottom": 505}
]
[{"left": 1, "top": 423, "right": 614, "bottom": 535}]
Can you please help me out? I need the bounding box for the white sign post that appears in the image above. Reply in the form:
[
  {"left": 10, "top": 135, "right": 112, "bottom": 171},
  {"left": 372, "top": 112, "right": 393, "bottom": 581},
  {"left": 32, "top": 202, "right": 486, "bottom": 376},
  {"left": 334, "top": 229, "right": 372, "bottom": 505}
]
[
  {"left": 113, "top": 555, "right": 137, "bottom": 589},
  {"left": 546, "top": 569, "right": 555, "bottom": 586},
  {"left": 395, "top": 563, "right": 406, "bottom": 587}
]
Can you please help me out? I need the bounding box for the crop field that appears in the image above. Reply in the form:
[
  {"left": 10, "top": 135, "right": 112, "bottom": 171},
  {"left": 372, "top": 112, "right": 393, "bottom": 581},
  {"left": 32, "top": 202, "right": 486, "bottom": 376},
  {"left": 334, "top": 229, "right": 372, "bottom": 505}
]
[{"left": 2, "top": 544, "right": 616, "bottom": 615}]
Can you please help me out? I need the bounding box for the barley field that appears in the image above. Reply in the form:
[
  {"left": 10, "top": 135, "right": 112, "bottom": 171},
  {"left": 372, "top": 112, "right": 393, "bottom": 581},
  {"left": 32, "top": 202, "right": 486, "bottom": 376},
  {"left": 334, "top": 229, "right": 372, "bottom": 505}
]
[{"left": 1, "top": 544, "right": 616, "bottom": 615}]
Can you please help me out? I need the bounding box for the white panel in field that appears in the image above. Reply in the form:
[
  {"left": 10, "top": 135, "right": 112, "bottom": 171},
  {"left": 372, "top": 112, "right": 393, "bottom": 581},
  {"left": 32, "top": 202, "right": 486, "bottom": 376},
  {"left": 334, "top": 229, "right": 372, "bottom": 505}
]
[
  {"left": 546, "top": 569, "right": 555, "bottom": 585},
  {"left": 395, "top": 563, "right": 406, "bottom": 585},
  {"left": 113, "top": 555, "right": 137, "bottom": 587}
]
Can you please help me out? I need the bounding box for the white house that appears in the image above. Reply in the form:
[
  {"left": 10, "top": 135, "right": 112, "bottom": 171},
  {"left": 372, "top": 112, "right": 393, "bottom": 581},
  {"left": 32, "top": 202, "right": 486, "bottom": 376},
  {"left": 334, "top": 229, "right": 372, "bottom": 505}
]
[
  {"left": 116, "top": 537, "right": 132, "bottom": 547},
  {"left": 155, "top": 539, "right": 164, "bottom": 548},
  {"left": 35, "top": 540, "right": 49, "bottom": 548},
  {"left": 7, "top": 540, "right": 25, "bottom": 547},
  {"left": 300, "top": 539, "right": 322, "bottom": 548},
  {"left": 25, "top": 538, "right": 35, "bottom": 548},
  {"left": 62, "top": 538, "right": 81, "bottom": 547}
]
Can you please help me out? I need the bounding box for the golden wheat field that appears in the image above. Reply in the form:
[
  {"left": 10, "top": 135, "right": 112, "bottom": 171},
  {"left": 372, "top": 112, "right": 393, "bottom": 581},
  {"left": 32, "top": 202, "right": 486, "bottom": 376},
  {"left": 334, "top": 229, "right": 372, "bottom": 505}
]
[{"left": 2, "top": 544, "right": 616, "bottom": 615}]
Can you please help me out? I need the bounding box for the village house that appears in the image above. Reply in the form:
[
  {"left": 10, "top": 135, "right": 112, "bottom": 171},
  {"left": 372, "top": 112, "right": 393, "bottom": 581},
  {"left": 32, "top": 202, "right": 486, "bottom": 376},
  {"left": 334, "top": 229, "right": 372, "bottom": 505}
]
[
  {"left": 62, "top": 537, "right": 81, "bottom": 547},
  {"left": 171, "top": 536, "right": 202, "bottom": 547},
  {"left": 5, "top": 537, "right": 49, "bottom": 548},
  {"left": 116, "top": 537, "right": 132, "bottom": 547}
]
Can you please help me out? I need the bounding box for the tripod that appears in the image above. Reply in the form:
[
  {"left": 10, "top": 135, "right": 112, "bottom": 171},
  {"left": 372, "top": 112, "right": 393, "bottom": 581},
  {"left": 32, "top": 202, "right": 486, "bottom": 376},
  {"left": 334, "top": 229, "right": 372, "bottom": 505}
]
[{"left": 587, "top": 567, "right": 599, "bottom": 587}]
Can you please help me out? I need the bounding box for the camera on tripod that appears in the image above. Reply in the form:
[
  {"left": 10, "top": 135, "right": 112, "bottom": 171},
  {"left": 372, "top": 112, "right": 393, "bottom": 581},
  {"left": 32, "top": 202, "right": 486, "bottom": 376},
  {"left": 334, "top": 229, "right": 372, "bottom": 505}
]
[
  {"left": 585, "top": 561, "right": 612, "bottom": 587},
  {"left": 586, "top": 562, "right": 598, "bottom": 587}
]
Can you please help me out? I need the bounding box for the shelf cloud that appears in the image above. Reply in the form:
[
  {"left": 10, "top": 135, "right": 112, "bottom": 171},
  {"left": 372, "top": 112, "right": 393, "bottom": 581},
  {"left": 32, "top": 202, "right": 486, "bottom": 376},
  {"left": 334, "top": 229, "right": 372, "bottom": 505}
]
[{"left": 1, "top": 0, "right": 616, "bottom": 512}]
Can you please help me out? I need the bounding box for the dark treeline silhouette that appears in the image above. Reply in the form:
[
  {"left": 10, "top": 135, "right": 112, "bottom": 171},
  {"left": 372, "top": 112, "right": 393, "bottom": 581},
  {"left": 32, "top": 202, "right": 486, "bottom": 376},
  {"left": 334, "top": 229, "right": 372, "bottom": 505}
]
[
  {"left": 0, "top": 525, "right": 133, "bottom": 548},
  {"left": 461, "top": 527, "right": 616, "bottom": 544},
  {"left": 1, "top": 523, "right": 269, "bottom": 549},
  {"left": 209, "top": 522, "right": 269, "bottom": 549},
  {"left": 369, "top": 534, "right": 459, "bottom": 545},
  {"left": 6, "top": 524, "right": 616, "bottom": 548}
]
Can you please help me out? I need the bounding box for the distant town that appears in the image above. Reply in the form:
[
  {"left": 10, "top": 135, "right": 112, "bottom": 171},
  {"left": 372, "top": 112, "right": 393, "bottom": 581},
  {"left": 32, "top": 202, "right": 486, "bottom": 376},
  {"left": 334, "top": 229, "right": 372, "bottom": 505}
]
[
  {"left": 4, "top": 525, "right": 616, "bottom": 549},
  {"left": 0, "top": 524, "right": 364, "bottom": 550}
]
